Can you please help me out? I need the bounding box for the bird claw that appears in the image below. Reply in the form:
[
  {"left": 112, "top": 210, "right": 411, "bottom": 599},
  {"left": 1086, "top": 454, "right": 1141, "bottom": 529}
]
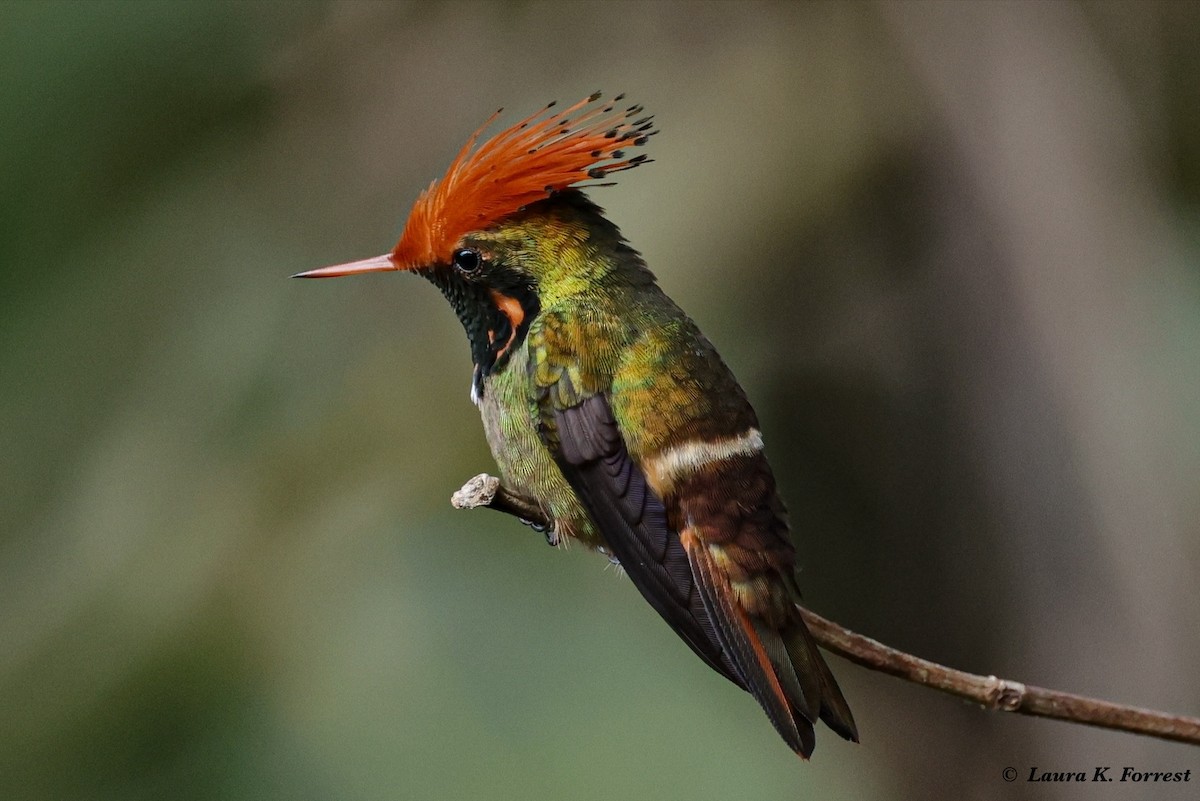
[
  {"left": 597, "top": 545, "right": 621, "bottom": 566},
  {"left": 520, "top": 518, "right": 559, "bottom": 546}
]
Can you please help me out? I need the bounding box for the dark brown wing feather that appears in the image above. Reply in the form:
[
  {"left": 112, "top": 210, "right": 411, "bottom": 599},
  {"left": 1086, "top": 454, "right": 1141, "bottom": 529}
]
[
  {"left": 552, "top": 395, "right": 743, "bottom": 685},
  {"left": 547, "top": 393, "right": 858, "bottom": 757}
]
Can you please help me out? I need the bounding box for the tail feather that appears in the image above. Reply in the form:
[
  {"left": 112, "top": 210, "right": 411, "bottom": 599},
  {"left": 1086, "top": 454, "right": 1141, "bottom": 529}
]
[
  {"left": 815, "top": 642, "right": 859, "bottom": 742},
  {"left": 785, "top": 612, "right": 858, "bottom": 743},
  {"left": 682, "top": 529, "right": 816, "bottom": 755},
  {"left": 680, "top": 528, "right": 867, "bottom": 757},
  {"left": 755, "top": 618, "right": 821, "bottom": 723}
]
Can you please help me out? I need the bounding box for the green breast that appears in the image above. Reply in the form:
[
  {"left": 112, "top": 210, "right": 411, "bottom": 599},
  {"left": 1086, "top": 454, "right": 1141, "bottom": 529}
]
[{"left": 477, "top": 344, "right": 601, "bottom": 546}]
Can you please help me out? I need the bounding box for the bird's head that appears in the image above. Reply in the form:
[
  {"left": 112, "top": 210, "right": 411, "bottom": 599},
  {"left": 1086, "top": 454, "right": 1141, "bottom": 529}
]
[{"left": 296, "top": 92, "right": 657, "bottom": 389}]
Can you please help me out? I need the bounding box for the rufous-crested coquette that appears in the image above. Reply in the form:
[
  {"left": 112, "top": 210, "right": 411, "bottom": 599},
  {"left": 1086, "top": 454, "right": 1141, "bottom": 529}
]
[{"left": 296, "top": 92, "right": 858, "bottom": 757}]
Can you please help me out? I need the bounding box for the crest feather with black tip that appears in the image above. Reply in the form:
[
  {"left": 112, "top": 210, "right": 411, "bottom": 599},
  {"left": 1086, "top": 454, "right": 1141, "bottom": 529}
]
[{"left": 391, "top": 92, "right": 657, "bottom": 270}]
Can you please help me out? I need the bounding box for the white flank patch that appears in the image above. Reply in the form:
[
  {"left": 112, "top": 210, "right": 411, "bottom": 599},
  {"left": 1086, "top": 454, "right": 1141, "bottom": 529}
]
[{"left": 645, "top": 428, "right": 764, "bottom": 489}]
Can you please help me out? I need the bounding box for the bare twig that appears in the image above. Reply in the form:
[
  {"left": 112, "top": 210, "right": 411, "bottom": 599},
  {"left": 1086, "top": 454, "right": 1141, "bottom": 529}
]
[
  {"left": 451, "top": 473, "right": 1200, "bottom": 748},
  {"left": 798, "top": 608, "right": 1200, "bottom": 746}
]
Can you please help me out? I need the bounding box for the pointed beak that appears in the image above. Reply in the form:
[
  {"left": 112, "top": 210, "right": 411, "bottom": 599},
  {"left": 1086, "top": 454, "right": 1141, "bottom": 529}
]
[{"left": 291, "top": 253, "right": 398, "bottom": 279}]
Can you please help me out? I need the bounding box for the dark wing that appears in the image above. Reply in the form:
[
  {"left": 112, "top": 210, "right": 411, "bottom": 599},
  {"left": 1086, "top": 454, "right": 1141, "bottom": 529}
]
[
  {"left": 545, "top": 392, "right": 857, "bottom": 756},
  {"left": 552, "top": 393, "right": 744, "bottom": 686}
]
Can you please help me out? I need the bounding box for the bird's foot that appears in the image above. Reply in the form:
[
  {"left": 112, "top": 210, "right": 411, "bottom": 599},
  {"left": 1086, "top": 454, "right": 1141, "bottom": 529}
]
[{"left": 522, "top": 519, "right": 559, "bottom": 546}]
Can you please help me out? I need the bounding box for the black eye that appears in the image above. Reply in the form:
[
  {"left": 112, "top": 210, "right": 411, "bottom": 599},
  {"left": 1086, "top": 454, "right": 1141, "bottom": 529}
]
[{"left": 452, "top": 248, "right": 482, "bottom": 273}]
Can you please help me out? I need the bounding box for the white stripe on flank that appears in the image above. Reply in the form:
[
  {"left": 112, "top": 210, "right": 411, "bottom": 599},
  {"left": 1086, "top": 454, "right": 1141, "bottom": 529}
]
[{"left": 644, "top": 428, "right": 764, "bottom": 492}]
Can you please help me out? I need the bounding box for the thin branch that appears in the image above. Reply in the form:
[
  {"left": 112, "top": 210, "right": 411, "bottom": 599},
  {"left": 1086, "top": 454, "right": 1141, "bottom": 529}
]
[
  {"left": 451, "top": 473, "right": 1200, "bottom": 748},
  {"left": 798, "top": 607, "right": 1200, "bottom": 746}
]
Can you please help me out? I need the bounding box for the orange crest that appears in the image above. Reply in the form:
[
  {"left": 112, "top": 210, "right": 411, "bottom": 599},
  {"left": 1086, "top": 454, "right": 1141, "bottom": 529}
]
[{"left": 391, "top": 92, "right": 657, "bottom": 270}]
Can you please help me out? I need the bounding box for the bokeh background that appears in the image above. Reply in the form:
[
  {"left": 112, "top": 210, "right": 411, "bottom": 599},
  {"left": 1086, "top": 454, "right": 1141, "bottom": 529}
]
[{"left": 3, "top": 1, "right": 1198, "bottom": 799}]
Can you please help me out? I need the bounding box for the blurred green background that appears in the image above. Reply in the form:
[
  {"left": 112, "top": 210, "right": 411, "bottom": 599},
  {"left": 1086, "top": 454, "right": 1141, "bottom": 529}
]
[{"left": 2, "top": 1, "right": 1199, "bottom": 799}]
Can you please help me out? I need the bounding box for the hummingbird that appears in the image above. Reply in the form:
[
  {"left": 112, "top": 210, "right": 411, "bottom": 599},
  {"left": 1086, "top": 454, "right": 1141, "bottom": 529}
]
[{"left": 296, "top": 92, "right": 858, "bottom": 757}]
